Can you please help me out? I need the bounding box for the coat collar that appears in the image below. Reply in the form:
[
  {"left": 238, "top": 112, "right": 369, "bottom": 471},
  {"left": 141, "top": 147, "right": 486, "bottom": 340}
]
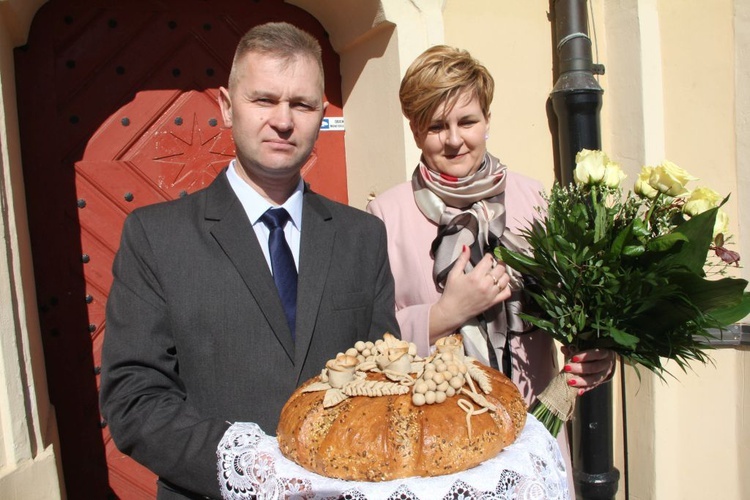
[
  {"left": 204, "top": 171, "right": 335, "bottom": 376},
  {"left": 294, "top": 192, "right": 334, "bottom": 381}
]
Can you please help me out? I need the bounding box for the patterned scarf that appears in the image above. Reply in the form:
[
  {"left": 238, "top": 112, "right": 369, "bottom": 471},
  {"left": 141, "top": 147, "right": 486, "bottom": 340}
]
[{"left": 412, "top": 152, "right": 532, "bottom": 371}]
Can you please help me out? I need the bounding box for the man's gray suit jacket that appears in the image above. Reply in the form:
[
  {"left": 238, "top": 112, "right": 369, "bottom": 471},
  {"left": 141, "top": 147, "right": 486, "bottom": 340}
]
[{"left": 100, "top": 171, "right": 400, "bottom": 498}]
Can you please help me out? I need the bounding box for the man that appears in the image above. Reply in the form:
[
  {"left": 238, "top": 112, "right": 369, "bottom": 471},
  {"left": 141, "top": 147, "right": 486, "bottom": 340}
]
[{"left": 100, "top": 22, "right": 399, "bottom": 499}]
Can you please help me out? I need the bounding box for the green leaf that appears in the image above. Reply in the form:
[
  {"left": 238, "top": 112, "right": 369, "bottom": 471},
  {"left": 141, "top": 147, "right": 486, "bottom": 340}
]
[
  {"left": 525, "top": 316, "right": 557, "bottom": 332},
  {"left": 553, "top": 235, "right": 575, "bottom": 254},
  {"left": 665, "top": 208, "right": 718, "bottom": 273},
  {"left": 609, "top": 223, "right": 634, "bottom": 258},
  {"left": 609, "top": 327, "right": 640, "bottom": 349},
  {"left": 622, "top": 245, "right": 645, "bottom": 257},
  {"left": 704, "top": 291, "right": 750, "bottom": 326},
  {"left": 593, "top": 190, "right": 608, "bottom": 242},
  {"left": 495, "top": 247, "right": 541, "bottom": 275},
  {"left": 671, "top": 274, "right": 748, "bottom": 316},
  {"left": 646, "top": 232, "right": 689, "bottom": 252},
  {"left": 632, "top": 218, "right": 650, "bottom": 238}
]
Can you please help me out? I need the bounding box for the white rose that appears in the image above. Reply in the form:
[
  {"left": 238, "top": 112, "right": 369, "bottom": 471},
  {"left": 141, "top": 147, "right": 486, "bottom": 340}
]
[
  {"left": 683, "top": 187, "right": 722, "bottom": 216},
  {"left": 648, "top": 160, "right": 697, "bottom": 197},
  {"left": 602, "top": 162, "right": 626, "bottom": 188},
  {"left": 634, "top": 166, "right": 658, "bottom": 199},
  {"left": 713, "top": 209, "right": 729, "bottom": 238},
  {"left": 574, "top": 149, "right": 608, "bottom": 186}
]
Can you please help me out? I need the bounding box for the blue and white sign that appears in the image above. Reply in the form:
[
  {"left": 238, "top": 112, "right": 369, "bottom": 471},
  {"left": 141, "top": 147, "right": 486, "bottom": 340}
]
[{"left": 320, "top": 117, "right": 345, "bottom": 131}]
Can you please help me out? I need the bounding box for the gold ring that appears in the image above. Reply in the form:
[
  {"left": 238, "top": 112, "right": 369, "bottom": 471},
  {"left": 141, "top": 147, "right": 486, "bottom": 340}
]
[{"left": 490, "top": 275, "right": 498, "bottom": 286}]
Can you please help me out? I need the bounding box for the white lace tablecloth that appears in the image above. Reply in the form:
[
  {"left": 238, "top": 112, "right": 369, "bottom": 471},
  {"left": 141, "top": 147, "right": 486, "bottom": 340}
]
[{"left": 217, "top": 414, "right": 569, "bottom": 500}]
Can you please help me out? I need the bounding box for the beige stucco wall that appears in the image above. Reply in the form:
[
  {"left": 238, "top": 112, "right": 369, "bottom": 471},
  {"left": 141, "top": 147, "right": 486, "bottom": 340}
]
[
  {"left": 444, "top": 0, "right": 559, "bottom": 190},
  {"left": 0, "top": 0, "right": 747, "bottom": 498},
  {"left": 0, "top": 0, "right": 64, "bottom": 497}
]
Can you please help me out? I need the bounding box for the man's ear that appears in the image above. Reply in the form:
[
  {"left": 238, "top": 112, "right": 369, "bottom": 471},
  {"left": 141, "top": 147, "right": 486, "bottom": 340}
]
[
  {"left": 218, "top": 87, "right": 232, "bottom": 127},
  {"left": 319, "top": 101, "right": 329, "bottom": 127},
  {"left": 313, "top": 101, "right": 329, "bottom": 139}
]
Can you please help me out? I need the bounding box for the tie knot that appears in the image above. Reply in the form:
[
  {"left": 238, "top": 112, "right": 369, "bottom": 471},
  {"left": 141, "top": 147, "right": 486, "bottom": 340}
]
[{"left": 261, "top": 207, "right": 291, "bottom": 230}]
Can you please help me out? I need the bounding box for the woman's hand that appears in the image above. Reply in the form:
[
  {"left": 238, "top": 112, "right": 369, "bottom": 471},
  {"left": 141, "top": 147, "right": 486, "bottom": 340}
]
[
  {"left": 429, "top": 245, "right": 511, "bottom": 341},
  {"left": 561, "top": 347, "right": 617, "bottom": 395}
]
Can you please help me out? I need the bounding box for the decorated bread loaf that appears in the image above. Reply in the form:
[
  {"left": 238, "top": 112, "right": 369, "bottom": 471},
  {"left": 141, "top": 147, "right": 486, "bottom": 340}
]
[{"left": 276, "top": 334, "right": 527, "bottom": 481}]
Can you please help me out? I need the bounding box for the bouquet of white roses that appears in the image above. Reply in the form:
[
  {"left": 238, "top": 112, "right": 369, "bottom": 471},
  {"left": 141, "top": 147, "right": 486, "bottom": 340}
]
[{"left": 496, "top": 149, "right": 750, "bottom": 437}]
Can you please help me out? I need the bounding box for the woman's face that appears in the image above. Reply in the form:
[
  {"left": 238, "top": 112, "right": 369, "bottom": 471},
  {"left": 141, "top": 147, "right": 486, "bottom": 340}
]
[{"left": 413, "top": 91, "right": 490, "bottom": 179}]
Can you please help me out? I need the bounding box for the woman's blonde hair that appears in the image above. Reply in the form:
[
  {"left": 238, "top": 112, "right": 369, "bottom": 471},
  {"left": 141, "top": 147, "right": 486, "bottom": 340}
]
[{"left": 399, "top": 45, "right": 494, "bottom": 135}]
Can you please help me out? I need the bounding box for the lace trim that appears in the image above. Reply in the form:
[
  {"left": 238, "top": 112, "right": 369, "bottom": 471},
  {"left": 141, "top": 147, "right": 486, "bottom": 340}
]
[{"left": 217, "top": 416, "right": 569, "bottom": 500}]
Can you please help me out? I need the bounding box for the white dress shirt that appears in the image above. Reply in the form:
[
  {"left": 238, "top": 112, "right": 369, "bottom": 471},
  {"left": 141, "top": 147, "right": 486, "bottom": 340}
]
[{"left": 225, "top": 160, "right": 303, "bottom": 272}]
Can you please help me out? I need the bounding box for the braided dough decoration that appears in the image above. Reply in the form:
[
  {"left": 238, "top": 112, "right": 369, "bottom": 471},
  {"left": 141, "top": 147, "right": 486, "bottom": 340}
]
[{"left": 277, "top": 334, "right": 527, "bottom": 481}]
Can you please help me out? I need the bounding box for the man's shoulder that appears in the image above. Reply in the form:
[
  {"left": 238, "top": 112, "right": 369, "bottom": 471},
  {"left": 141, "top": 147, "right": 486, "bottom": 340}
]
[
  {"left": 128, "top": 174, "right": 224, "bottom": 221},
  {"left": 126, "top": 190, "right": 202, "bottom": 225}
]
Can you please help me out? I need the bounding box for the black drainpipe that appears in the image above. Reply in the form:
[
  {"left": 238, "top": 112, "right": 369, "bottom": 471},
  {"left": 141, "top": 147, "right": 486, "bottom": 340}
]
[{"left": 549, "top": 1, "right": 620, "bottom": 499}]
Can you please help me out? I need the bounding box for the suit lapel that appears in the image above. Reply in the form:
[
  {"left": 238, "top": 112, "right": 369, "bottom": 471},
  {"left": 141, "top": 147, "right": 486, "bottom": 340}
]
[
  {"left": 294, "top": 191, "right": 334, "bottom": 381},
  {"left": 204, "top": 173, "right": 295, "bottom": 361}
]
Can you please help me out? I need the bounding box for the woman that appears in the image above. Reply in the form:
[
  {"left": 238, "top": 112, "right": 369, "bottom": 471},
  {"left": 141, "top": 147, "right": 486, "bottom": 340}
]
[{"left": 367, "top": 45, "right": 614, "bottom": 489}]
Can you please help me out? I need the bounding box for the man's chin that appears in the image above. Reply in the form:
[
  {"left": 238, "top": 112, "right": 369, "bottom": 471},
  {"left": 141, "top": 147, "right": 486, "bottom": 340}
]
[
  {"left": 253, "top": 154, "right": 300, "bottom": 172},
  {"left": 260, "top": 162, "right": 306, "bottom": 180}
]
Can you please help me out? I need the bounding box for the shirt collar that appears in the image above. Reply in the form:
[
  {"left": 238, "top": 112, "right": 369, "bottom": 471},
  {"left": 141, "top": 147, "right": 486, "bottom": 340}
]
[{"left": 226, "top": 160, "right": 304, "bottom": 229}]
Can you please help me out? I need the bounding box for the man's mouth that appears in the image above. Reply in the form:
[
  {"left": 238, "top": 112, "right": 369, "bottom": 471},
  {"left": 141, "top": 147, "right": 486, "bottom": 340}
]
[{"left": 266, "top": 139, "right": 295, "bottom": 149}]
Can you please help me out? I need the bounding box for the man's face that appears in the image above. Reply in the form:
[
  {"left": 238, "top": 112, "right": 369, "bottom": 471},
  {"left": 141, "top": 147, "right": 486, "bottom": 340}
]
[{"left": 219, "top": 52, "right": 327, "bottom": 185}]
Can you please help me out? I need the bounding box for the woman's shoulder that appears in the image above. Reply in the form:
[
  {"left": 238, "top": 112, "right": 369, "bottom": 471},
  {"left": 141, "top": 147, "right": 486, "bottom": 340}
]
[
  {"left": 506, "top": 169, "right": 546, "bottom": 203},
  {"left": 504, "top": 169, "right": 547, "bottom": 227},
  {"left": 371, "top": 181, "right": 414, "bottom": 203},
  {"left": 505, "top": 169, "right": 545, "bottom": 194},
  {"left": 367, "top": 181, "right": 415, "bottom": 214}
]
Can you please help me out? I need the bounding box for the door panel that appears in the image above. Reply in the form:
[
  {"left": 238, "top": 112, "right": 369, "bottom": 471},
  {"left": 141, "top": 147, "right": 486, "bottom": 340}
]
[{"left": 15, "top": 0, "right": 346, "bottom": 497}]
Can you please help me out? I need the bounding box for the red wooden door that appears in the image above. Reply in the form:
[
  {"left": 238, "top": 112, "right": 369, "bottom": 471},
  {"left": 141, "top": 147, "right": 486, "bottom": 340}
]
[{"left": 14, "top": 0, "right": 346, "bottom": 498}]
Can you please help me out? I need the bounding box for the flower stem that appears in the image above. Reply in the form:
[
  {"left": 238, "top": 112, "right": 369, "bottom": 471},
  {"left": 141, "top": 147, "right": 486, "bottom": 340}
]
[
  {"left": 531, "top": 371, "right": 579, "bottom": 437},
  {"left": 531, "top": 401, "right": 564, "bottom": 437}
]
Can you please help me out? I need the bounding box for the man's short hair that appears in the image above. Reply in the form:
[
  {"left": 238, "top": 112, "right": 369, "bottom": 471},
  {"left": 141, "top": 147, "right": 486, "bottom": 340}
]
[{"left": 228, "top": 22, "right": 324, "bottom": 90}]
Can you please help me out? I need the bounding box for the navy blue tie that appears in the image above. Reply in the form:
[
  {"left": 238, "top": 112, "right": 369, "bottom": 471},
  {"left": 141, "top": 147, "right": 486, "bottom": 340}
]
[{"left": 260, "top": 208, "right": 297, "bottom": 340}]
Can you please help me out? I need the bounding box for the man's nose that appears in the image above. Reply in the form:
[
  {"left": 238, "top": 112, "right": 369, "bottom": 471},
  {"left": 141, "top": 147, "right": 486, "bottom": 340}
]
[{"left": 269, "top": 103, "right": 293, "bottom": 131}]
